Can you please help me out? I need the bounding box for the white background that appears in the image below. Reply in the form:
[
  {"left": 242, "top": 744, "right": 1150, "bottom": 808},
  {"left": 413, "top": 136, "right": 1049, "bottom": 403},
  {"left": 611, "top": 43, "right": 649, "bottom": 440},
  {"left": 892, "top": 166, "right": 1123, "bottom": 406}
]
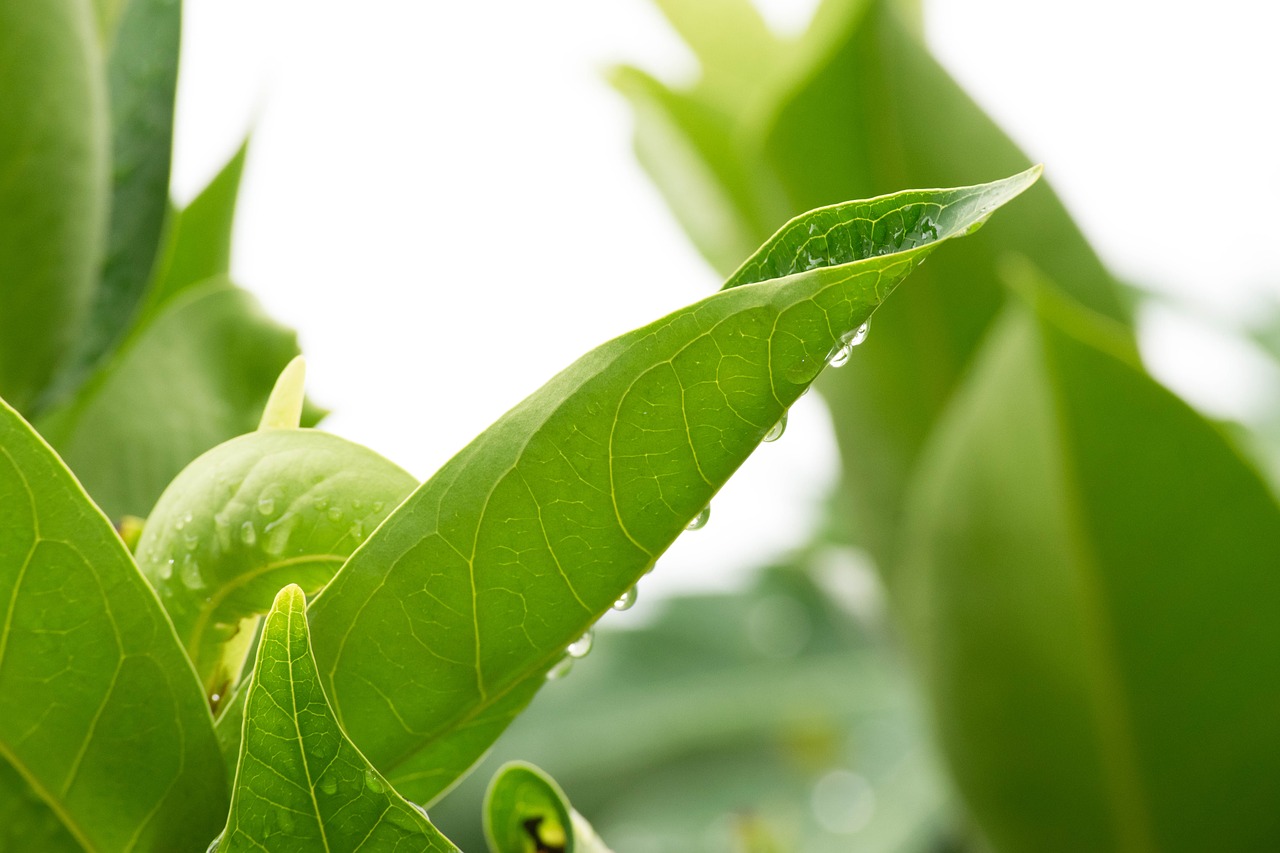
[{"left": 172, "top": 0, "right": 1280, "bottom": 598}]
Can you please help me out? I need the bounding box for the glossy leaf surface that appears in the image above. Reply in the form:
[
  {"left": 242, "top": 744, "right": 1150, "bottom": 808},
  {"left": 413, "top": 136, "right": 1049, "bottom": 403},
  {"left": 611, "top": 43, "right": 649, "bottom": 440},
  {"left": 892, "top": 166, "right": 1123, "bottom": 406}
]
[
  {"left": 0, "top": 0, "right": 106, "bottom": 412},
  {"left": 895, "top": 272, "right": 1280, "bottom": 852},
  {"left": 0, "top": 396, "right": 227, "bottom": 852},
  {"left": 218, "top": 585, "right": 459, "bottom": 853},
  {"left": 484, "top": 762, "right": 611, "bottom": 853},
  {"left": 136, "top": 428, "right": 416, "bottom": 702},
  {"left": 305, "top": 172, "right": 1037, "bottom": 803},
  {"left": 36, "top": 278, "right": 304, "bottom": 520}
]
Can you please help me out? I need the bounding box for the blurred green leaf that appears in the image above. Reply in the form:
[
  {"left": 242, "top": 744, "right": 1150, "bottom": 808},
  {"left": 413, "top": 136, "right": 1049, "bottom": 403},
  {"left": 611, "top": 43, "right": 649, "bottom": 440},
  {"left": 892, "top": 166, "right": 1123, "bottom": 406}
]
[
  {"left": 0, "top": 395, "right": 227, "bottom": 852},
  {"left": 70, "top": 0, "right": 182, "bottom": 377},
  {"left": 304, "top": 174, "right": 1034, "bottom": 806},
  {"left": 216, "top": 585, "right": 459, "bottom": 853},
  {"left": 894, "top": 262, "right": 1280, "bottom": 851},
  {"left": 35, "top": 278, "right": 304, "bottom": 520},
  {"left": 135, "top": 428, "right": 416, "bottom": 705},
  {"left": 484, "top": 762, "right": 612, "bottom": 853},
  {"left": 145, "top": 139, "right": 248, "bottom": 316},
  {"left": 431, "top": 560, "right": 957, "bottom": 853},
  {"left": 0, "top": 0, "right": 107, "bottom": 412}
]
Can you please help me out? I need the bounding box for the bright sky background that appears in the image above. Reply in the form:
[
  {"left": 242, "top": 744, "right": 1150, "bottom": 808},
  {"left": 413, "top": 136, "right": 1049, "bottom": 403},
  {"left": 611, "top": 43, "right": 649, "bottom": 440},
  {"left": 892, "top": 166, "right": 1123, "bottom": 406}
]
[{"left": 172, "top": 0, "right": 1280, "bottom": 600}]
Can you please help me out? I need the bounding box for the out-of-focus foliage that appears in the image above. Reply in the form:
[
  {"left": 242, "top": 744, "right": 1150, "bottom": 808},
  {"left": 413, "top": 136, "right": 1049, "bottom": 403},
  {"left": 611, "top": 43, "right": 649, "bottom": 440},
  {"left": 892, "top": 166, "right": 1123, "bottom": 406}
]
[{"left": 615, "top": 0, "right": 1280, "bottom": 850}]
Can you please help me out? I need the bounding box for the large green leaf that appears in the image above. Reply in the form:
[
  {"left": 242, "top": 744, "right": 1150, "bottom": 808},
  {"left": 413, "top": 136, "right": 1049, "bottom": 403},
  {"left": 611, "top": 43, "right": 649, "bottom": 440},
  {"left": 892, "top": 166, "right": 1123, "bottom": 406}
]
[
  {"left": 0, "top": 0, "right": 107, "bottom": 412},
  {"left": 302, "top": 172, "right": 1038, "bottom": 804},
  {"left": 0, "top": 396, "right": 227, "bottom": 852},
  {"left": 35, "top": 278, "right": 304, "bottom": 520},
  {"left": 484, "top": 762, "right": 612, "bottom": 853},
  {"left": 70, "top": 0, "right": 183, "bottom": 378},
  {"left": 894, "top": 267, "right": 1280, "bottom": 852},
  {"left": 217, "top": 585, "right": 459, "bottom": 853},
  {"left": 624, "top": 0, "right": 1126, "bottom": 568},
  {"left": 135, "top": 427, "right": 416, "bottom": 704}
]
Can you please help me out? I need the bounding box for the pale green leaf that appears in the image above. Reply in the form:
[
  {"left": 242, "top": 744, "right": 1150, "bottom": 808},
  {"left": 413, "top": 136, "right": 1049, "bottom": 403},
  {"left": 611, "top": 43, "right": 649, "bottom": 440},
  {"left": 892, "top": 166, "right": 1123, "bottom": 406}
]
[
  {"left": 217, "top": 585, "right": 459, "bottom": 853},
  {"left": 484, "top": 762, "right": 612, "bottom": 853},
  {"left": 135, "top": 427, "right": 415, "bottom": 705},
  {"left": 0, "top": 395, "right": 227, "bottom": 852},
  {"left": 894, "top": 264, "right": 1280, "bottom": 851},
  {"left": 305, "top": 172, "right": 1038, "bottom": 804},
  {"left": 0, "top": 0, "right": 107, "bottom": 412}
]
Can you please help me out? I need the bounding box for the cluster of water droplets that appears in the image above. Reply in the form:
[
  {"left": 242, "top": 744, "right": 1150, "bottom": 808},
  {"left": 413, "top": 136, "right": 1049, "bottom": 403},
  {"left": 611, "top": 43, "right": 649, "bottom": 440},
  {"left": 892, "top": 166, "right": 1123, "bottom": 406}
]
[{"left": 825, "top": 320, "right": 871, "bottom": 369}]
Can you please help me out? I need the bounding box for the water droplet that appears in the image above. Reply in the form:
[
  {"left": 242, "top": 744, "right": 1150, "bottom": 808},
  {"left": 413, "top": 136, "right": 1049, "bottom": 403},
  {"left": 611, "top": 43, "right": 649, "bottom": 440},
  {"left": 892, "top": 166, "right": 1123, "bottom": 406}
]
[
  {"left": 209, "top": 693, "right": 221, "bottom": 705},
  {"left": 314, "top": 496, "right": 330, "bottom": 511},
  {"left": 175, "top": 512, "right": 192, "bottom": 532},
  {"left": 263, "top": 518, "right": 292, "bottom": 556},
  {"left": 546, "top": 655, "right": 574, "bottom": 680},
  {"left": 763, "top": 411, "right": 788, "bottom": 443},
  {"left": 205, "top": 832, "right": 224, "bottom": 853},
  {"left": 686, "top": 505, "right": 710, "bottom": 531},
  {"left": 327, "top": 507, "right": 344, "bottom": 523},
  {"left": 157, "top": 558, "right": 175, "bottom": 581},
  {"left": 257, "top": 497, "right": 275, "bottom": 516},
  {"left": 319, "top": 776, "right": 337, "bottom": 795},
  {"left": 411, "top": 803, "right": 430, "bottom": 820},
  {"left": 567, "top": 629, "right": 594, "bottom": 659},
  {"left": 848, "top": 320, "right": 870, "bottom": 347},
  {"left": 349, "top": 520, "right": 364, "bottom": 540},
  {"left": 240, "top": 521, "right": 257, "bottom": 546},
  {"left": 352, "top": 499, "right": 364, "bottom": 511},
  {"left": 364, "top": 770, "right": 384, "bottom": 793},
  {"left": 183, "top": 531, "right": 199, "bottom": 550},
  {"left": 372, "top": 501, "right": 385, "bottom": 513},
  {"left": 179, "top": 556, "right": 203, "bottom": 590},
  {"left": 612, "top": 586, "right": 638, "bottom": 611},
  {"left": 826, "top": 342, "right": 853, "bottom": 368}
]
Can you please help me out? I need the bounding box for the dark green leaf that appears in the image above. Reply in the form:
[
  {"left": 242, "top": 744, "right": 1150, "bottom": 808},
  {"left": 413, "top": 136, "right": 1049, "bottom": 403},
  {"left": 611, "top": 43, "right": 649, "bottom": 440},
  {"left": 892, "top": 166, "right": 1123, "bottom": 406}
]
[
  {"left": 894, "top": 263, "right": 1280, "bottom": 851},
  {"left": 305, "top": 173, "right": 1037, "bottom": 804},
  {"left": 35, "top": 278, "right": 304, "bottom": 520},
  {"left": 484, "top": 762, "right": 610, "bottom": 853},
  {"left": 135, "top": 427, "right": 416, "bottom": 705},
  {"left": 217, "top": 585, "right": 459, "bottom": 853},
  {"left": 0, "top": 395, "right": 227, "bottom": 852},
  {"left": 70, "top": 0, "right": 182, "bottom": 380},
  {"left": 0, "top": 0, "right": 107, "bottom": 412}
]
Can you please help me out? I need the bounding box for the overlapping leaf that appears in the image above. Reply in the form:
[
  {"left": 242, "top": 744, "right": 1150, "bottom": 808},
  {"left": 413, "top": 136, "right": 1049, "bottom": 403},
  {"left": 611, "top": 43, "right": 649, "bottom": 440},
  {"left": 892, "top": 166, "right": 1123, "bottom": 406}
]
[
  {"left": 298, "top": 172, "right": 1038, "bottom": 804},
  {"left": 894, "top": 266, "right": 1280, "bottom": 851},
  {"left": 217, "top": 585, "right": 459, "bottom": 853},
  {"left": 484, "top": 762, "right": 611, "bottom": 853},
  {"left": 0, "top": 0, "right": 107, "bottom": 413},
  {"left": 0, "top": 396, "right": 227, "bottom": 852}
]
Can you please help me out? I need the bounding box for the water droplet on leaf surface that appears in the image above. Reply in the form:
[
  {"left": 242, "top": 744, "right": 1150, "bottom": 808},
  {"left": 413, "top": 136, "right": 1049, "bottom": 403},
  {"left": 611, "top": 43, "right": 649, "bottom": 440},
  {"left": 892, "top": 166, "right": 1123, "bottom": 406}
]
[
  {"left": 327, "top": 507, "right": 344, "bottom": 523},
  {"left": 364, "top": 770, "right": 384, "bottom": 793},
  {"left": 687, "top": 505, "right": 710, "bottom": 531},
  {"left": 613, "top": 586, "right": 638, "bottom": 611},
  {"left": 240, "top": 521, "right": 257, "bottom": 546},
  {"left": 546, "top": 655, "right": 574, "bottom": 680},
  {"left": 763, "top": 411, "right": 788, "bottom": 443},
  {"left": 257, "top": 497, "right": 275, "bottom": 516},
  {"left": 568, "top": 629, "right": 594, "bottom": 658}
]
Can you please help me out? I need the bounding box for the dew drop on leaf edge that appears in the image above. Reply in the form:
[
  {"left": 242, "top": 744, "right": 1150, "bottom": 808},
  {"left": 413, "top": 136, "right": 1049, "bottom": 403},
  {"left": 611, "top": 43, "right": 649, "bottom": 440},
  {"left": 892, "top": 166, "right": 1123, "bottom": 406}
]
[
  {"left": 567, "top": 629, "right": 594, "bottom": 659},
  {"left": 687, "top": 505, "right": 710, "bottom": 531},
  {"left": 613, "top": 586, "right": 638, "bottom": 611},
  {"left": 763, "top": 411, "right": 788, "bottom": 443},
  {"left": 546, "top": 655, "right": 574, "bottom": 680}
]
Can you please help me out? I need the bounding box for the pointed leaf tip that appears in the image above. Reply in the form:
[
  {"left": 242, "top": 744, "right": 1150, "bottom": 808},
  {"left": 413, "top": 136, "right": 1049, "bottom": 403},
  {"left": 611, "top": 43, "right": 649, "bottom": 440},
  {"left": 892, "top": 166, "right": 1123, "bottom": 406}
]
[{"left": 257, "top": 356, "right": 307, "bottom": 430}]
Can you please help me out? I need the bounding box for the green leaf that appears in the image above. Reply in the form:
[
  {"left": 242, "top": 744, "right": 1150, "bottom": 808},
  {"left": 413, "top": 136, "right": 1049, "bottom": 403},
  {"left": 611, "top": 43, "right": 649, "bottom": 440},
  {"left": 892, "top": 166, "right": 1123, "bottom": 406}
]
[
  {"left": 894, "top": 263, "right": 1280, "bottom": 851},
  {"left": 217, "top": 585, "right": 459, "bottom": 853},
  {"left": 71, "top": 0, "right": 183, "bottom": 379},
  {"left": 35, "top": 278, "right": 304, "bottom": 520},
  {"left": 134, "top": 426, "right": 416, "bottom": 705},
  {"left": 0, "top": 395, "right": 227, "bottom": 852},
  {"left": 145, "top": 139, "right": 248, "bottom": 316},
  {"left": 0, "top": 0, "right": 108, "bottom": 412},
  {"left": 484, "top": 762, "right": 612, "bottom": 853},
  {"left": 305, "top": 172, "right": 1038, "bottom": 804}
]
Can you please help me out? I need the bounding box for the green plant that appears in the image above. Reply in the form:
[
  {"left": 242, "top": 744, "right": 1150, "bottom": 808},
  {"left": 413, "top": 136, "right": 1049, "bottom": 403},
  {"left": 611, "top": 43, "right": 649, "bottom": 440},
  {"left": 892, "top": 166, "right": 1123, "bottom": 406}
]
[
  {"left": 0, "top": 1, "right": 1037, "bottom": 846},
  {"left": 610, "top": 0, "right": 1280, "bottom": 850}
]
